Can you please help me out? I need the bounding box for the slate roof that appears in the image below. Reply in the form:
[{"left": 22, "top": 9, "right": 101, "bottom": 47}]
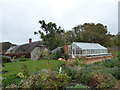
[{"left": 73, "top": 42, "right": 107, "bottom": 50}]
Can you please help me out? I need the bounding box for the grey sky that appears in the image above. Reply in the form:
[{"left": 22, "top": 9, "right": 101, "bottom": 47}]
[{"left": 0, "top": 0, "right": 119, "bottom": 45}]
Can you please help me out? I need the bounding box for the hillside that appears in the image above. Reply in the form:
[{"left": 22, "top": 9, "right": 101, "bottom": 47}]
[{"left": 0, "top": 42, "right": 16, "bottom": 54}]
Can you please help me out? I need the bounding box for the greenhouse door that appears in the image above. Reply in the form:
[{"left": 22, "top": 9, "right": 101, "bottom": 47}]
[{"left": 72, "top": 48, "right": 76, "bottom": 58}]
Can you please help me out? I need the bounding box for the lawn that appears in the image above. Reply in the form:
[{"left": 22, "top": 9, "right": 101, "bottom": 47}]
[
  {"left": 3, "top": 60, "right": 65, "bottom": 77},
  {"left": 110, "top": 51, "right": 120, "bottom": 56}
]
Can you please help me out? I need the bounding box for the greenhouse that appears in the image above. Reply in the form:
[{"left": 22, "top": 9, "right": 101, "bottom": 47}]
[{"left": 71, "top": 42, "right": 108, "bottom": 58}]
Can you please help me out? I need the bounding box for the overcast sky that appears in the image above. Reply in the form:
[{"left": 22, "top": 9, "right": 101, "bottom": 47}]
[{"left": 0, "top": 0, "right": 119, "bottom": 45}]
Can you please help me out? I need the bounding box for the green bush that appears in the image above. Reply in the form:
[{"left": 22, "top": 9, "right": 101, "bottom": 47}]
[
  {"left": 108, "top": 67, "right": 120, "bottom": 79},
  {"left": 88, "top": 71, "right": 116, "bottom": 88},
  {"left": 64, "top": 66, "right": 81, "bottom": 82},
  {"left": 102, "top": 59, "right": 120, "bottom": 68},
  {"left": 79, "top": 65, "right": 117, "bottom": 88},
  {"left": 7, "top": 70, "right": 70, "bottom": 89},
  {"left": 56, "top": 73, "right": 71, "bottom": 88},
  {"left": 49, "top": 47, "right": 69, "bottom": 60},
  {"left": 2, "top": 73, "right": 22, "bottom": 87},
  {"left": 18, "top": 58, "right": 30, "bottom": 62},
  {"left": 21, "top": 64, "right": 29, "bottom": 77},
  {"left": 2, "top": 56, "right": 11, "bottom": 63}
]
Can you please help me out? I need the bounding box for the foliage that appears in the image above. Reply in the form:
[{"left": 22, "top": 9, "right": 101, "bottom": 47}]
[
  {"left": 67, "top": 84, "right": 87, "bottom": 88},
  {"left": 88, "top": 71, "right": 116, "bottom": 88},
  {"left": 79, "top": 65, "right": 117, "bottom": 88},
  {"left": 34, "top": 20, "right": 119, "bottom": 51},
  {"left": 102, "top": 59, "right": 120, "bottom": 68},
  {"left": 107, "top": 67, "right": 120, "bottom": 79},
  {"left": 7, "top": 70, "right": 70, "bottom": 89},
  {"left": 18, "top": 58, "right": 30, "bottom": 62},
  {"left": 74, "top": 60, "right": 80, "bottom": 66},
  {"left": 2, "top": 73, "right": 21, "bottom": 87},
  {"left": 2, "top": 55, "right": 11, "bottom": 63},
  {"left": 21, "top": 64, "right": 29, "bottom": 77},
  {"left": 76, "top": 56, "right": 86, "bottom": 61},
  {"left": 34, "top": 20, "right": 65, "bottom": 50},
  {"left": 65, "top": 60, "right": 84, "bottom": 67},
  {"left": 64, "top": 66, "right": 81, "bottom": 82},
  {"left": 3, "top": 53, "right": 31, "bottom": 59},
  {"left": 64, "top": 23, "right": 112, "bottom": 47},
  {"left": 55, "top": 73, "right": 71, "bottom": 88},
  {"left": 47, "top": 47, "right": 69, "bottom": 60},
  {"left": 17, "top": 72, "right": 25, "bottom": 78},
  {"left": 66, "top": 60, "right": 76, "bottom": 67},
  {"left": 93, "top": 58, "right": 120, "bottom": 80}
]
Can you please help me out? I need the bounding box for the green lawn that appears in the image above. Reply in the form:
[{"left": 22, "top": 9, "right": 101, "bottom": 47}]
[
  {"left": 3, "top": 60, "right": 65, "bottom": 77},
  {"left": 110, "top": 51, "right": 120, "bottom": 56}
]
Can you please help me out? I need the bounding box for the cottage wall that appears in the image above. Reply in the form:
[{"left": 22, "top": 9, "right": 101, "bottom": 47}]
[{"left": 31, "top": 47, "right": 48, "bottom": 60}]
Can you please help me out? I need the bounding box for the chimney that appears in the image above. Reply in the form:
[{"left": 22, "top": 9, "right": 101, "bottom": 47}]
[{"left": 29, "top": 38, "right": 32, "bottom": 43}]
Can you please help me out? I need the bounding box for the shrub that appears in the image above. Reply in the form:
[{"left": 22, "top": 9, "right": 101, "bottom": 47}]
[
  {"left": 88, "top": 71, "right": 116, "bottom": 88},
  {"left": 67, "top": 84, "right": 88, "bottom": 88},
  {"left": 2, "top": 56, "right": 11, "bottom": 63},
  {"left": 2, "top": 74, "right": 21, "bottom": 87},
  {"left": 17, "top": 72, "right": 25, "bottom": 78},
  {"left": 64, "top": 66, "right": 81, "bottom": 82},
  {"left": 66, "top": 60, "right": 76, "bottom": 67},
  {"left": 21, "top": 64, "right": 29, "bottom": 77},
  {"left": 8, "top": 70, "right": 70, "bottom": 89},
  {"left": 79, "top": 65, "right": 117, "bottom": 88},
  {"left": 102, "top": 59, "right": 120, "bottom": 68},
  {"left": 18, "top": 58, "right": 30, "bottom": 62},
  {"left": 49, "top": 47, "right": 69, "bottom": 60},
  {"left": 108, "top": 67, "right": 120, "bottom": 79},
  {"left": 55, "top": 73, "right": 70, "bottom": 88}
]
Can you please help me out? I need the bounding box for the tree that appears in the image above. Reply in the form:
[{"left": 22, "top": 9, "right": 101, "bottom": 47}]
[
  {"left": 74, "top": 23, "right": 110, "bottom": 46},
  {"left": 34, "top": 20, "right": 65, "bottom": 50}
]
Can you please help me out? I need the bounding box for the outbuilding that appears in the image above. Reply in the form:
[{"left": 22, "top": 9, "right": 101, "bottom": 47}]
[{"left": 65, "top": 42, "right": 108, "bottom": 58}]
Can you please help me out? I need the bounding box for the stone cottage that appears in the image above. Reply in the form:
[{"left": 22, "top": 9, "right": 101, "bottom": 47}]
[{"left": 5, "top": 38, "right": 49, "bottom": 60}]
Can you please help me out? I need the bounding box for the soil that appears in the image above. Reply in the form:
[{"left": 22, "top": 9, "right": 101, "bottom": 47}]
[{"left": 80, "top": 58, "right": 105, "bottom": 64}]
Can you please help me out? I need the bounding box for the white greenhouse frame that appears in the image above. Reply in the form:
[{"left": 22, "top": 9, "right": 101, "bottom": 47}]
[{"left": 71, "top": 42, "right": 108, "bottom": 58}]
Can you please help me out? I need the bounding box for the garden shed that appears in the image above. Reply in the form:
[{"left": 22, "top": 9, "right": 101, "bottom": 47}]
[{"left": 71, "top": 42, "right": 108, "bottom": 58}]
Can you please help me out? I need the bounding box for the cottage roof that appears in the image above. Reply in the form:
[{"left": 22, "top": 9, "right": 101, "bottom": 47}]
[
  {"left": 7, "top": 41, "right": 46, "bottom": 53},
  {"left": 73, "top": 42, "right": 107, "bottom": 50}
]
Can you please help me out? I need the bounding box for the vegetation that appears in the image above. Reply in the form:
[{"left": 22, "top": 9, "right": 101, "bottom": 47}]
[
  {"left": 48, "top": 47, "right": 69, "bottom": 60},
  {"left": 64, "top": 56, "right": 120, "bottom": 88},
  {"left": 67, "top": 84, "right": 88, "bottom": 88},
  {"left": 35, "top": 20, "right": 120, "bottom": 51},
  {"left": 2, "top": 56, "right": 11, "bottom": 63},
  {"left": 2, "top": 54, "right": 120, "bottom": 89},
  {"left": 2, "top": 73, "right": 22, "bottom": 87},
  {"left": 3, "top": 60, "right": 65, "bottom": 77},
  {"left": 34, "top": 20, "right": 65, "bottom": 50},
  {"left": 5, "top": 70, "right": 70, "bottom": 89},
  {"left": 2, "top": 20, "right": 120, "bottom": 89}
]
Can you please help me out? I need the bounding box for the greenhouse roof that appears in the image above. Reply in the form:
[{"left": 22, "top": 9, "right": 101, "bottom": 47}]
[{"left": 73, "top": 42, "right": 107, "bottom": 50}]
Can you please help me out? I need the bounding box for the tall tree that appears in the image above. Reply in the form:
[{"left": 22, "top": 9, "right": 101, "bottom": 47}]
[
  {"left": 65, "top": 23, "right": 112, "bottom": 47},
  {"left": 34, "top": 20, "right": 65, "bottom": 50}
]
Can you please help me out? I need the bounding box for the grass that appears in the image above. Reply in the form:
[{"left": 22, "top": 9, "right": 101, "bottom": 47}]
[
  {"left": 110, "top": 51, "right": 120, "bottom": 56},
  {"left": 3, "top": 60, "right": 65, "bottom": 77}
]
